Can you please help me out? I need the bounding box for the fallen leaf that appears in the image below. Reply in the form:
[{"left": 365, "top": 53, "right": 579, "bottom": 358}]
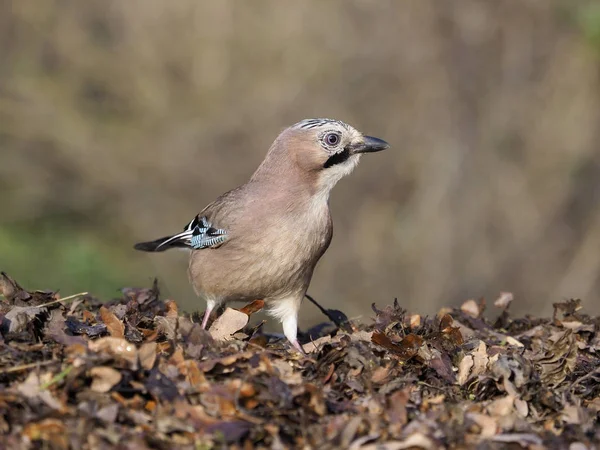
[
  {"left": 208, "top": 308, "right": 248, "bottom": 341},
  {"left": 371, "top": 366, "right": 390, "bottom": 384},
  {"left": 165, "top": 300, "right": 178, "bottom": 318},
  {"left": 490, "top": 434, "right": 543, "bottom": 446},
  {"left": 155, "top": 315, "right": 177, "bottom": 340},
  {"left": 16, "top": 372, "right": 65, "bottom": 411},
  {"left": 386, "top": 388, "right": 409, "bottom": 433},
  {"left": 99, "top": 306, "right": 125, "bottom": 338},
  {"left": 88, "top": 337, "right": 138, "bottom": 369},
  {"left": 146, "top": 367, "right": 180, "bottom": 401},
  {"left": 82, "top": 310, "right": 95, "bottom": 323},
  {"left": 553, "top": 299, "right": 583, "bottom": 321},
  {"left": 372, "top": 299, "right": 406, "bottom": 331},
  {"left": 486, "top": 394, "right": 516, "bottom": 418},
  {"left": 95, "top": 404, "right": 119, "bottom": 423},
  {"left": 3, "top": 305, "right": 46, "bottom": 333},
  {"left": 439, "top": 314, "right": 464, "bottom": 345},
  {"left": 46, "top": 310, "right": 87, "bottom": 346},
  {"left": 409, "top": 314, "right": 421, "bottom": 328},
  {"left": 439, "top": 313, "right": 454, "bottom": 330},
  {"left": 505, "top": 336, "right": 524, "bottom": 347},
  {"left": 457, "top": 354, "right": 474, "bottom": 386},
  {"left": 89, "top": 366, "right": 122, "bottom": 393},
  {"left": 466, "top": 412, "right": 498, "bottom": 438},
  {"left": 198, "top": 351, "right": 255, "bottom": 372},
  {"left": 458, "top": 341, "right": 488, "bottom": 386},
  {"left": 65, "top": 316, "right": 106, "bottom": 338},
  {"left": 239, "top": 299, "right": 265, "bottom": 316},
  {"left": 422, "top": 394, "right": 446, "bottom": 409},
  {"left": 372, "top": 332, "right": 423, "bottom": 361},
  {"left": 339, "top": 416, "right": 363, "bottom": 448},
  {"left": 560, "top": 320, "right": 595, "bottom": 333},
  {"left": 359, "top": 433, "right": 435, "bottom": 450},
  {"left": 460, "top": 299, "right": 480, "bottom": 318},
  {"left": 472, "top": 341, "right": 490, "bottom": 377},
  {"left": 205, "top": 420, "right": 252, "bottom": 444},
  {"left": 139, "top": 342, "right": 157, "bottom": 370},
  {"left": 495, "top": 292, "right": 514, "bottom": 309},
  {"left": 0, "top": 272, "right": 32, "bottom": 303},
  {"left": 121, "top": 279, "right": 160, "bottom": 306},
  {"left": 535, "top": 329, "right": 577, "bottom": 386},
  {"left": 514, "top": 397, "right": 528, "bottom": 418},
  {"left": 302, "top": 335, "right": 332, "bottom": 353},
  {"left": 23, "top": 419, "right": 68, "bottom": 448}
]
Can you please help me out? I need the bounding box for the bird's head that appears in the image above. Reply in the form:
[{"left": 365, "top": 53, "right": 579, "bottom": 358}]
[{"left": 254, "top": 118, "right": 389, "bottom": 195}]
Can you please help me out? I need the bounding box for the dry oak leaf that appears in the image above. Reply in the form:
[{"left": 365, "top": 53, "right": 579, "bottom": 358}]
[
  {"left": 458, "top": 340, "right": 490, "bottom": 386},
  {"left": 372, "top": 331, "right": 423, "bottom": 361},
  {"left": 535, "top": 329, "right": 577, "bottom": 386},
  {"left": 99, "top": 306, "right": 125, "bottom": 338},
  {"left": 239, "top": 299, "right": 265, "bottom": 316},
  {"left": 139, "top": 342, "right": 158, "bottom": 370},
  {"left": 208, "top": 307, "right": 248, "bottom": 341}
]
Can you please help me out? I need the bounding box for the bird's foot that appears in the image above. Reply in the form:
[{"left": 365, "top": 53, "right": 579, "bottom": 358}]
[{"left": 291, "top": 339, "right": 306, "bottom": 355}]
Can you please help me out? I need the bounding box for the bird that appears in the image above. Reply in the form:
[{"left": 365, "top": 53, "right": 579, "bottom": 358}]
[{"left": 134, "top": 118, "right": 389, "bottom": 353}]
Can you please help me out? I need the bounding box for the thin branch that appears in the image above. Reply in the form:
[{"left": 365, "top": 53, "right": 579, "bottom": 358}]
[
  {"left": 35, "top": 292, "right": 88, "bottom": 309},
  {"left": 0, "top": 360, "right": 58, "bottom": 374}
]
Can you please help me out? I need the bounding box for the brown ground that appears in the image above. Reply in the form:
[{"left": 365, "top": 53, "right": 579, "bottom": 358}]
[{"left": 0, "top": 272, "right": 598, "bottom": 449}]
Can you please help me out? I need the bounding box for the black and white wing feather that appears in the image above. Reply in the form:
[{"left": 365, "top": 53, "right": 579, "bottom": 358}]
[{"left": 134, "top": 216, "right": 227, "bottom": 252}]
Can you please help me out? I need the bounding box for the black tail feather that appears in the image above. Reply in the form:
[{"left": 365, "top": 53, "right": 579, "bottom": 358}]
[{"left": 133, "top": 236, "right": 190, "bottom": 252}]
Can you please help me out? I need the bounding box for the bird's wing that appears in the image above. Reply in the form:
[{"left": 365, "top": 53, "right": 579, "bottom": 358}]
[
  {"left": 167, "top": 215, "right": 228, "bottom": 249},
  {"left": 133, "top": 215, "right": 227, "bottom": 252},
  {"left": 134, "top": 186, "right": 248, "bottom": 253}
]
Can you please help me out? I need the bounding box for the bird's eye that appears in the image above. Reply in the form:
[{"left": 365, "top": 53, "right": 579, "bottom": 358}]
[{"left": 325, "top": 133, "right": 340, "bottom": 146}]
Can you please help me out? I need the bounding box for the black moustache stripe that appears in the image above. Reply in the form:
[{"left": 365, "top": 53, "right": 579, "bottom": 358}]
[{"left": 323, "top": 148, "right": 351, "bottom": 168}]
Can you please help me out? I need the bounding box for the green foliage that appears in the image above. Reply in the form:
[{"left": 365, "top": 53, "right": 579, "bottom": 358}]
[
  {"left": 577, "top": 2, "right": 600, "bottom": 53},
  {"left": 0, "top": 222, "right": 140, "bottom": 299}
]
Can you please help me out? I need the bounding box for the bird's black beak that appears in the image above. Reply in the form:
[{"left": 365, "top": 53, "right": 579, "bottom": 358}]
[{"left": 350, "top": 135, "right": 390, "bottom": 154}]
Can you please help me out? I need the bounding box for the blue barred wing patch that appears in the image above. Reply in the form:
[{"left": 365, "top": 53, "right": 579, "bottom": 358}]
[
  {"left": 155, "top": 216, "right": 227, "bottom": 250},
  {"left": 186, "top": 216, "right": 227, "bottom": 249}
]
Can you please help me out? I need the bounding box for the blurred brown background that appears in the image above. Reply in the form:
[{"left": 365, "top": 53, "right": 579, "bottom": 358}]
[{"left": 1, "top": 0, "right": 600, "bottom": 327}]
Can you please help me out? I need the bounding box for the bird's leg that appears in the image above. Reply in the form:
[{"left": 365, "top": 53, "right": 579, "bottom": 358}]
[
  {"left": 268, "top": 297, "right": 305, "bottom": 354},
  {"left": 282, "top": 310, "right": 305, "bottom": 355},
  {"left": 201, "top": 309, "right": 212, "bottom": 329},
  {"left": 201, "top": 299, "right": 217, "bottom": 329}
]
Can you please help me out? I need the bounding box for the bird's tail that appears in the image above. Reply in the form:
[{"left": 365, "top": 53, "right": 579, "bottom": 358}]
[{"left": 133, "top": 231, "right": 193, "bottom": 252}]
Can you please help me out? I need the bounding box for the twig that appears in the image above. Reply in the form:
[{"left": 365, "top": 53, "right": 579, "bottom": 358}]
[
  {"left": 0, "top": 360, "right": 58, "bottom": 374},
  {"left": 35, "top": 292, "right": 88, "bottom": 309}
]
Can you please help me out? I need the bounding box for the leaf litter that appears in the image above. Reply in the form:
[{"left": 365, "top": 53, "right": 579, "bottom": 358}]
[{"left": 0, "top": 275, "right": 598, "bottom": 449}]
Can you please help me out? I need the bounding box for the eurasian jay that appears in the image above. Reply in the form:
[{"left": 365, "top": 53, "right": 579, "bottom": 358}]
[{"left": 134, "top": 118, "right": 389, "bottom": 352}]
